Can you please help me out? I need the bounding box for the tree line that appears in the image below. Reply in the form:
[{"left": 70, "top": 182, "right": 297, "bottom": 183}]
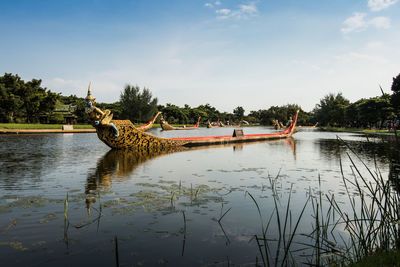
[{"left": 1, "top": 72, "right": 399, "bottom": 128}]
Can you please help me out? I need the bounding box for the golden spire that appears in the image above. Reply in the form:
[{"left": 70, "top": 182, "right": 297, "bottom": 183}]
[{"left": 85, "top": 82, "right": 95, "bottom": 101}]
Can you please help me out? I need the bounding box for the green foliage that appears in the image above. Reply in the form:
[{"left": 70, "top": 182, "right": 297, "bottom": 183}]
[
  {"left": 120, "top": 85, "right": 158, "bottom": 122},
  {"left": 196, "top": 103, "right": 220, "bottom": 122},
  {"left": 313, "top": 93, "right": 350, "bottom": 127},
  {"left": 0, "top": 73, "right": 60, "bottom": 123},
  {"left": 348, "top": 249, "right": 400, "bottom": 267},
  {"left": 391, "top": 73, "right": 400, "bottom": 113},
  {"left": 159, "top": 103, "right": 188, "bottom": 124},
  {"left": 1, "top": 72, "right": 396, "bottom": 128},
  {"left": 189, "top": 108, "right": 208, "bottom": 123},
  {"left": 97, "top": 101, "right": 122, "bottom": 119},
  {"left": 249, "top": 104, "right": 310, "bottom": 126},
  {"left": 346, "top": 95, "right": 393, "bottom": 128},
  {"left": 233, "top": 106, "right": 245, "bottom": 120},
  {"left": 0, "top": 123, "right": 94, "bottom": 129}
]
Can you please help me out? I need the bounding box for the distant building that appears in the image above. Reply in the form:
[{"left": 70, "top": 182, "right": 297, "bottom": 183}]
[{"left": 40, "top": 102, "right": 77, "bottom": 124}]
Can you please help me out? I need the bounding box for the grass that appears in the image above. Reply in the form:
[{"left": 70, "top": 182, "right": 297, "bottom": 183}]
[
  {"left": 247, "top": 133, "right": 400, "bottom": 266},
  {"left": 347, "top": 249, "right": 400, "bottom": 267},
  {"left": 247, "top": 176, "right": 310, "bottom": 267},
  {"left": 0, "top": 123, "right": 94, "bottom": 129},
  {"left": 320, "top": 126, "right": 394, "bottom": 134},
  {"left": 303, "top": 135, "right": 400, "bottom": 266}
]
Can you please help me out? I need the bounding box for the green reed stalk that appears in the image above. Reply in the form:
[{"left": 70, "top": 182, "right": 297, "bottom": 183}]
[
  {"left": 114, "top": 234, "right": 119, "bottom": 267},
  {"left": 64, "top": 192, "right": 68, "bottom": 220}
]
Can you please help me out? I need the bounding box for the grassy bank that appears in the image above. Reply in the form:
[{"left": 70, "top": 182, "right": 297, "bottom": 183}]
[
  {"left": 348, "top": 250, "right": 400, "bottom": 267},
  {"left": 319, "top": 126, "right": 394, "bottom": 134},
  {"left": 0, "top": 123, "right": 94, "bottom": 130}
]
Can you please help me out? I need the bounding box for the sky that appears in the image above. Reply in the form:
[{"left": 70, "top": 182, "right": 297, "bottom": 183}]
[{"left": 0, "top": 0, "right": 399, "bottom": 113}]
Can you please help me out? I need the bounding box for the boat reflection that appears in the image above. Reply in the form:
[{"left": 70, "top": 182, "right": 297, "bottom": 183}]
[
  {"left": 85, "top": 138, "right": 297, "bottom": 213},
  {"left": 85, "top": 146, "right": 187, "bottom": 213}
]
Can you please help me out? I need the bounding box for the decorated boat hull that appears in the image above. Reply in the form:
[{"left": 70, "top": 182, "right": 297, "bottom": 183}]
[
  {"left": 160, "top": 116, "right": 201, "bottom": 131},
  {"left": 136, "top": 112, "right": 161, "bottom": 132},
  {"left": 85, "top": 87, "right": 299, "bottom": 150},
  {"left": 95, "top": 111, "right": 298, "bottom": 150}
]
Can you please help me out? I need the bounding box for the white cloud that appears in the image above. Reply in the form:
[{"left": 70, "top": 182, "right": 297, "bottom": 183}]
[
  {"left": 366, "top": 41, "right": 384, "bottom": 48},
  {"left": 216, "top": 2, "right": 258, "bottom": 19},
  {"left": 239, "top": 3, "right": 257, "bottom": 14},
  {"left": 369, "top": 16, "right": 391, "bottom": 28},
  {"left": 205, "top": 1, "right": 221, "bottom": 8},
  {"left": 336, "top": 52, "right": 389, "bottom": 65},
  {"left": 341, "top": 13, "right": 368, "bottom": 33},
  {"left": 341, "top": 12, "right": 391, "bottom": 34},
  {"left": 368, "top": 0, "right": 398, "bottom": 11},
  {"left": 216, "top": 8, "right": 231, "bottom": 15}
]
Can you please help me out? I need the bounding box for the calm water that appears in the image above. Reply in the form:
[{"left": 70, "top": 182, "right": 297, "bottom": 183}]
[{"left": 0, "top": 128, "right": 392, "bottom": 266}]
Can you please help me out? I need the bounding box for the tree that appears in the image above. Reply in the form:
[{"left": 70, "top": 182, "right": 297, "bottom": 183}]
[
  {"left": 0, "top": 73, "right": 59, "bottom": 123},
  {"left": 346, "top": 94, "right": 393, "bottom": 128},
  {"left": 233, "top": 106, "right": 245, "bottom": 121},
  {"left": 189, "top": 108, "right": 207, "bottom": 124},
  {"left": 197, "top": 104, "right": 220, "bottom": 121},
  {"left": 391, "top": 73, "right": 400, "bottom": 113},
  {"left": 313, "top": 93, "right": 350, "bottom": 127},
  {"left": 120, "top": 85, "right": 158, "bottom": 122},
  {"left": 160, "top": 103, "right": 188, "bottom": 124}
]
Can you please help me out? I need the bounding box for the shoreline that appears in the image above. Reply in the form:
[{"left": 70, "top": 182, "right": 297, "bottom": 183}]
[
  {"left": 318, "top": 126, "right": 396, "bottom": 135},
  {"left": 0, "top": 129, "right": 97, "bottom": 134}
]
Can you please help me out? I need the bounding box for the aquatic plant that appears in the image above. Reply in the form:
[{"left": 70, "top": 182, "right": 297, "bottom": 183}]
[
  {"left": 247, "top": 181, "right": 309, "bottom": 267},
  {"left": 249, "top": 134, "right": 400, "bottom": 266},
  {"left": 302, "top": 135, "right": 400, "bottom": 266}
]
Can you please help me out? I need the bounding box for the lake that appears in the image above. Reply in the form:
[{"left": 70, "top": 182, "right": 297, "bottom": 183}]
[{"left": 0, "top": 127, "right": 394, "bottom": 266}]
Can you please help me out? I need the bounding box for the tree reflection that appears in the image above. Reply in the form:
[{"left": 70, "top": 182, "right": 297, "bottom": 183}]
[{"left": 316, "top": 134, "right": 400, "bottom": 193}]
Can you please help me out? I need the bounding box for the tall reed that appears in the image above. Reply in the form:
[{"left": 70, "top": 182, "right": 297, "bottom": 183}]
[
  {"left": 302, "top": 135, "right": 400, "bottom": 266},
  {"left": 250, "top": 133, "right": 400, "bottom": 266}
]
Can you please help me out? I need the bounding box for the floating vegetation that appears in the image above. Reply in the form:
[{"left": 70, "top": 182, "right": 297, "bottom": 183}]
[
  {"left": 0, "top": 195, "right": 61, "bottom": 210},
  {"left": 39, "top": 213, "right": 57, "bottom": 224},
  {"left": 32, "top": 241, "right": 46, "bottom": 247},
  {"left": 0, "top": 241, "right": 28, "bottom": 251},
  {"left": 2, "top": 132, "right": 398, "bottom": 266},
  {"left": 84, "top": 181, "right": 228, "bottom": 217},
  {"left": 0, "top": 205, "right": 11, "bottom": 214},
  {"left": 158, "top": 180, "right": 176, "bottom": 184}
]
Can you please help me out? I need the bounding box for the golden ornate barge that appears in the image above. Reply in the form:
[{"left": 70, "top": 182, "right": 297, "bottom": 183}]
[
  {"left": 160, "top": 116, "right": 201, "bottom": 131},
  {"left": 85, "top": 88, "right": 299, "bottom": 150}
]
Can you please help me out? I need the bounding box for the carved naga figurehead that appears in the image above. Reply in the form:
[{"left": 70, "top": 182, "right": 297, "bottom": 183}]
[
  {"left": 85, "top": 82, "right": 96, "bottom": 108},
  {"left": 84, "top": 82, "right": 119, "bottom": 138}
]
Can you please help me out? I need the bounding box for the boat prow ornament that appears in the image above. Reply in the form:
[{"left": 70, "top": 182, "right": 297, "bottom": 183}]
[
  {"left": 86, "top": 88, "right": 299, "bottom": 150},
  {"left": 85, "top": 83, "right": 119, "bottom": 137}
]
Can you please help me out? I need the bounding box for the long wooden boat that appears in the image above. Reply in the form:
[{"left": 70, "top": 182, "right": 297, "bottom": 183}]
[
  {"left": 219, "top": 121, "right": 241, "bottom": 127},
  {"left": 85, "top": 90, "right": 299, "bottom": 150},
  {"left": 207, "top": 120, "right": 220, "bottom": 128},
  {"left": 136, "top": 112, "right": 161, "bottom": 132},
  {"left": 160, "top": 116, "right": 200, "bottom": 131}
]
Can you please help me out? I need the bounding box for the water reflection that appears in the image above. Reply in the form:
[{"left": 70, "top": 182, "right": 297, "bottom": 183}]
[
  {"left": 85, "top": 138, "right": 297, "bottom": 213},
  {"left": 4, "top": 131, "right": 400, "bottom": 266},
  {"left": 85, "top": 147, "right": 187, "bottom": 213},
  {"left": 285, "top": 137, "right": 296, "bottom": 160},
  {"left": 316, "top": 133, "right": 400, "bottom": 193},
  {"left": 0, "top": 135, "right": 63, "bottom": 187},
  {"left": 317, "top": 135, "right": 389, "bottom": 163}
]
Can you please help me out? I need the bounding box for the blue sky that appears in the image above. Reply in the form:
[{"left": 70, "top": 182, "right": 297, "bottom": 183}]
[{"left": 1, "top": 0, "right": 399, "bottom": 112}]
